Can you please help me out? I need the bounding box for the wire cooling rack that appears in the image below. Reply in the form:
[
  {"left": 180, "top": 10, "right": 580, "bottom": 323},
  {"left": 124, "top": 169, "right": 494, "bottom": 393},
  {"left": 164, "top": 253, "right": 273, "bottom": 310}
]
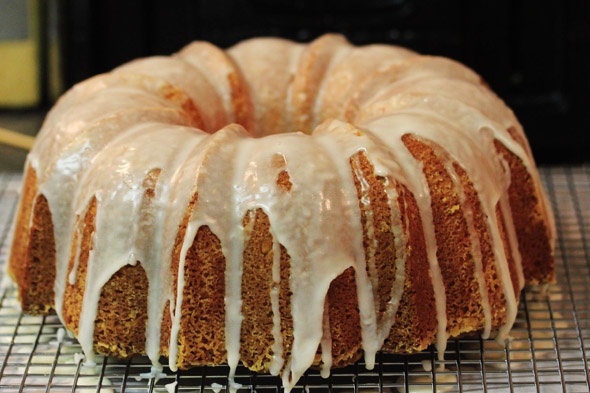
[{"left": 0, "top": 166, "right": 589, "bottom": 393}]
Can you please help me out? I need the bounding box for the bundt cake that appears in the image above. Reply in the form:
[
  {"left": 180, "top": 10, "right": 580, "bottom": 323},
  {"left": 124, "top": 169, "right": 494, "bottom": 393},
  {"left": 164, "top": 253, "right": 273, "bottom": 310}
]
[{"left": 7, "top": 34, "right": 555, "bottom": 391}]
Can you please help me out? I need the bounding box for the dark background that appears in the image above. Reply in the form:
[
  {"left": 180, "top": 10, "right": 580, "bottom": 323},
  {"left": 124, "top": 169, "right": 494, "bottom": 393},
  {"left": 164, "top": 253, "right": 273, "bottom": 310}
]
[{"left": 53, "top": 0, "right": 590, "bottom": 164}]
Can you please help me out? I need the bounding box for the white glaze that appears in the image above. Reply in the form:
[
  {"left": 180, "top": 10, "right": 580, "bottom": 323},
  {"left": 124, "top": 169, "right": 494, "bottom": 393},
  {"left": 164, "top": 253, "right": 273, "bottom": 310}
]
[
  {"left": 177, "top": 41, "right": 237, "bottom": 121},
  {"left": 114, "top": 56, "right": 227, "bottom": 131}
]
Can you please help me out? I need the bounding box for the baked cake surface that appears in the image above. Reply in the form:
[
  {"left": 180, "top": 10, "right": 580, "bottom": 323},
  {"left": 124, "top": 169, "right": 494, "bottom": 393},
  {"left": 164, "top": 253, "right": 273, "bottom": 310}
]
[{"left": 8, "top": 34, "right": 555, "bottom": 391}]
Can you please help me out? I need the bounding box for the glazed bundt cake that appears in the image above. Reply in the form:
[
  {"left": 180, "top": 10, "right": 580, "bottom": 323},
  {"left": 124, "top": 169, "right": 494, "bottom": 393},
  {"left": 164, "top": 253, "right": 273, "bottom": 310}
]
[{"left": 8, "top": 34, "right": 555, "bottom": 390}]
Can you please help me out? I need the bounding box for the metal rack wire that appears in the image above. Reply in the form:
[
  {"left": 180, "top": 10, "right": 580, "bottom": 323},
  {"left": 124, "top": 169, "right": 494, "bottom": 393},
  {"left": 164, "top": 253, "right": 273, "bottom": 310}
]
[{"left": 1, "top": 166, "right": 589, "bottom": 393}]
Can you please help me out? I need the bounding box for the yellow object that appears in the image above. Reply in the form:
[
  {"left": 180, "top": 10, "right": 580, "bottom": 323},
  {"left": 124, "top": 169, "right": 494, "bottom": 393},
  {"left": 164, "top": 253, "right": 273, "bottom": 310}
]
[
  {"left": 0, "top": 126, "right": 36, "bottom": 150},
  {"left": 0, "top": 0, "right": 41, "bottom": 107}
]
